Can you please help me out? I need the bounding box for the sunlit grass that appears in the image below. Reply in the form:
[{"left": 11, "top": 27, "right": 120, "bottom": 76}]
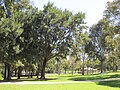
[
  {"left": 0, "top": 71, "right": 120, "bottom": 90},
  {"left": 2, "top": 71, "right": 119, "bottom": 82},
  {"left": 0, "top": 82, "right": 120, "bottom": 90}
]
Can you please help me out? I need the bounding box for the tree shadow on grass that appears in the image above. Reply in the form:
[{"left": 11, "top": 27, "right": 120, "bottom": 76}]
[
  {"left": 69, "top": 74, "right": 120, "bottom": 81},
  {"left": 0, "top": 78, "right": 58, "bottom": 83},
  {"left": 97, "top": 80, "right": 120, "bottom": 88},
  {"left": 108, "top": 74, "right": 120, "bottom": 78},
  {"left": 69, "top": 76, "right": 106, "bottom": 81}
]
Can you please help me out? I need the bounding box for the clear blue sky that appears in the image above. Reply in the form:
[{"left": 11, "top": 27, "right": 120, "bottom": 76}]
[{"left": 32, "top": 0, "right": 113, "bottom": 27}]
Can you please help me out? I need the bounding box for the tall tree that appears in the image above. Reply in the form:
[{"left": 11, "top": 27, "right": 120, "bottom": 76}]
[
  {"left": 104, "top": 0, "right": 120, "bottom": 71},
  {"left": 0, "top": 0, "right": 32, "bottom": 80},
  {"left": 89, "top": 19, "right": 110, "bottom": 73},
  {"left": 32, "top": 2, "right": 86, "bottom": 79}
]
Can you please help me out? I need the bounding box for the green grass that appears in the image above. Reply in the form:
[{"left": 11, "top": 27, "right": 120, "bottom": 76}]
[
  {"left": 0, "top": 72, "right": 120, "bottom": 90},
  {"left": 1, "top": 71, "right": 120, "bottom": 82},
  {"left": 0, "top": 81, "right": 120, "bottom": 90},
  {"left": 68, "top": 73, "right": 120, "bottom": 81},
  {"left": 44, "top": 72, "right": 120, "bottom": 82},
  {"left": 97, "top": 80, "right": 120, "bottom": 88}
]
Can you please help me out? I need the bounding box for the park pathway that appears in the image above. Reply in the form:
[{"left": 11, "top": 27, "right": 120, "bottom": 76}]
[{"left": 0, "top": 78, "right": 120, "bottom": 84}]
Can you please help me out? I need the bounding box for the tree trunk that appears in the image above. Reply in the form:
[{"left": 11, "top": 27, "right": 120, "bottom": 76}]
[
  {"left": 72, "top": 64, "right": 74, "bottom": 75},
  {"left": 113, "top": 59, "right": 115, "bottom": 72},
  {"left": 28, "top": 71, "right": 30, "bottom": 78},
  {"left": 30, "top": 70, "right": 33, "bottom": 78},
  {"left": 4, "top": 63, "right": 7, "bottom": 80},
  {"left": 87, "top": 67, "right": 88, "bottom": 75},
  {"left": 7, "top": 64, "right": 11, "bottom": 80},
  {"left": 82, "top": 53, "right": 85, "bottom": 75},
  {"left": 14, "top": 68, "right": 17, "bottom": 77},
  {"left": 65, "top": 68, "right": 67, "bottom": 74},
  {"left": 17, "top": 66, "right": 22, "bottom": 79},
  {"left": 100, "top": 60, "right": 103, "bottom": 73},
  {"left": 115, "top": 65, "right": 118, "bottom": 72},
  {"left": 36, "top": 70, "right": 39, "bottom": 78},
  {"left": 40, "top": 58, "right": 47, "bottom": 79}
]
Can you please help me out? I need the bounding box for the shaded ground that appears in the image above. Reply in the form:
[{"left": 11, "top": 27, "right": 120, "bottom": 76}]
[
  {"left": 97, "top": 80, "right": 120, "bottom": 88},
  {"left": 0, "top": 73, "right": 120, "bottom": 85},
  {"left": 69, "top": 74, "right": 120, "bottom": 81},
  {"left": 0, "top": 78, "right": 58, "bottom": 82},
  {"left": 0, "top": 78, "right": 120, "bottom": 85}
]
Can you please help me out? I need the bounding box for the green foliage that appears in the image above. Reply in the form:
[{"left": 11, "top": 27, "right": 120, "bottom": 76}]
[
  {"left": 0, "top": 0, "right": 119, "bottom": 80},
  {"left": 46, "top": 58, "right": 56, "bottom": 73},
  {"left": 104, "top": 0, "right": 120, "bottom": 27}
]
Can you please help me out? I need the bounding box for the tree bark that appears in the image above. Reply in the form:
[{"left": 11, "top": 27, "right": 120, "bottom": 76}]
[
  {"left": 115, "top": 65, "right": 118, "bottom": 72},
  {"left": 113, "top": 59, "right": 115, "bottom": 72},
  {"left": 40, "top": 58, "right": 47, "bottom": 79},
  {"left": 72, "top": 64, "right": 74, "bottom": 76},
  {"left": 7, "top": 64, "right": 11, "bottom": 80},
  {"left": 30, "top": 70, "right": 33, "bottom": 78},
  {"left": 100, "top": 60, "right": 103, "bottom": 73},
  {"left": 82, "top": 53, "right": 85, "bottom": 75},
  {"left": 4, "top": 63, "right": 7, "bottom": 80},
  {"left": 17, "top": 66, "right": 22, "bottom": 79}
]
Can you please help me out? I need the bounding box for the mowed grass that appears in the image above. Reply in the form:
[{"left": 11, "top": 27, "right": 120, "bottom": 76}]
[
  {"left": 4, "top": 71, "right": 119, "bottom": 82},
  {"left": 0, "top": 71, "right": 120, "bottom": 90},
  {"left": 46, "top": 72, "right": 120, "bottom": 82},
  {"left": 0, "top": 82, "right": 120, "bottom": 90}
]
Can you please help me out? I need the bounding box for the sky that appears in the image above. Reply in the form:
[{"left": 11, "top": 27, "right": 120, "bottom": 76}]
[{"left": 32, "top": 0, "right": 113, "bottom": 27}]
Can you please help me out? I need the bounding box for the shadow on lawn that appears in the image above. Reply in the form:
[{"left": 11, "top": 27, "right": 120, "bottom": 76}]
[
  {"left": 69, "top": 74, "right": 120, "bottom": 81},
  {"left": 97, "top": 80, "right": 120, "bottom": 88},
  {"left": 0, "top": 78, "right": 58, "bottom": 82}
]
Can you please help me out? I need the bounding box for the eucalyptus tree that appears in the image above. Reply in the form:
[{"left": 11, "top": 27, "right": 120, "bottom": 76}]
[
  {"left": 106, "top": 34, "right": 120, "bottom": 72},
  {"left": 89, "top": 19, "right": 110, "bottom": 73},
  {"left": 32, "top": 2, "right": 86, "bottom": 79},
  {"left": 80, "top": 32, "right": 91, "bottom": 75},
  {"left": 103, "top": 0, "right": 120, "bottom": 71},
  {"left": 73, "top": 31, "right": 90, "bottom": 75}
]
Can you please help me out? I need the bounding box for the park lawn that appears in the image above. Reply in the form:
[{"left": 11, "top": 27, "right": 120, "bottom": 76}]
[
  {"left": 7, "top": 71, "right": 120, "bottom": 82},
  {"left": 0, "top": 72, "right": 120, "bottom": 90},
  {"left": 0, "top": 81, "right": 120, "bottom": 90},
  {"left": 44, "top": 72, "right": 120, "bottom": 82}
]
